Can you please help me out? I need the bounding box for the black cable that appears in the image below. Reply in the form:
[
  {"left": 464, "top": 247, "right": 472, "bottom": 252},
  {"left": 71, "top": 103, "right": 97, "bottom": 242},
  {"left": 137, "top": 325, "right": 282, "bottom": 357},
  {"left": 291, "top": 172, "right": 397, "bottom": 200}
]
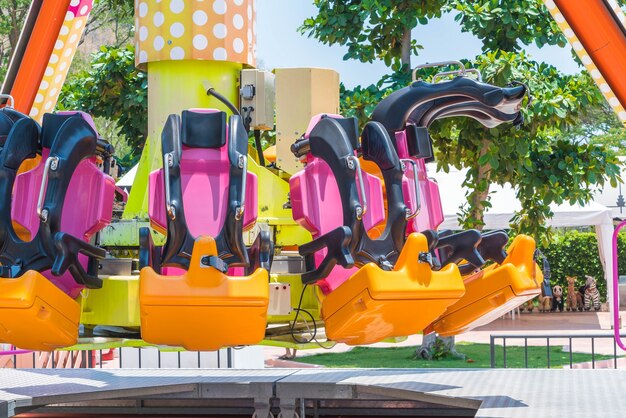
[
  {"left": 206, "top": 87, "right": 240, "bottom": 116},
  {"left": 290, "top": 284, "right": 317, "bottom": 344},
  {"left": 254, "top": 129, "right": 265, "bottom": 166}
]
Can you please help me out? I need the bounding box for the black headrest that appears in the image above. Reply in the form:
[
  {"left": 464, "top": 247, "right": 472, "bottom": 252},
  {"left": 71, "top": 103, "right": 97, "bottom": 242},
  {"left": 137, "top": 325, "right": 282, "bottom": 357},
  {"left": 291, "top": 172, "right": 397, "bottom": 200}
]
[
  {"left": 321, "top": 115, "right": 359, "bottom": 150},
  {"left": 41, "top": 113, "right": 82, "bottom": 149},
  {"left": 309, "top": 118, "right": 354, "bottom": 160},
  {"left": 405, "top": 124, "right": 433, "bottom": 160},
  {"left": 181, "top": 110, "right": 227, "bottom": 149},
  {"left": 0, "top": 112, "right": 14, "bottom": 146},
  {"left": 0, "top": 108, "right": 30, "bottom": 146},
  {"left": 361, "top": 121, "right": 399, "bottom": 171}
]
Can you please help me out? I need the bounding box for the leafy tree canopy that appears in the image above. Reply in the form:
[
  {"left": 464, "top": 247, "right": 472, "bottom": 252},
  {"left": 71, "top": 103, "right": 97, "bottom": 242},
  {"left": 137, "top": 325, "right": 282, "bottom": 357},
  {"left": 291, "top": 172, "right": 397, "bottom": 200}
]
[
  {"left": 59, "top": 44, "right": 147, "bottom": 167},
  {"left": 303, "top": 0, "right": 623, "bottom": 243}
]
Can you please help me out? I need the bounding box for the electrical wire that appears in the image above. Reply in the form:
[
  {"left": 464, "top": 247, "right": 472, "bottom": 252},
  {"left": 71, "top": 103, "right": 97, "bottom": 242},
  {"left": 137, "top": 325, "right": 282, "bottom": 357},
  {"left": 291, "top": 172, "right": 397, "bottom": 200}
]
[
  {"left": 290, "top": 284, "right": 318, "bottom": 344},
  {"left": 205, "top": 87, "right": 240, "bottom": 116}
]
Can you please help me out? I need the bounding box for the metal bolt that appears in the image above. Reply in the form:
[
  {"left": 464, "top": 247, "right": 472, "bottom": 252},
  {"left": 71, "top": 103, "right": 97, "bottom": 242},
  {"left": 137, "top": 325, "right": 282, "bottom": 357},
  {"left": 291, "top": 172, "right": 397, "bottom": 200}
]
[
  {"left": 40, "top": 208, "right": 49, "bottom": 222},
  {"left": 347, "top": 159, "right": 355, "bottom": 170},
  {"left": 355, "top": 206, "right": 363, "bottom": 220},
  {"left": 238, "top": 155, "right": 245, "bottom": 169},
  {"left": 50, "top": 159, "right": 58, "bottom": 171}
]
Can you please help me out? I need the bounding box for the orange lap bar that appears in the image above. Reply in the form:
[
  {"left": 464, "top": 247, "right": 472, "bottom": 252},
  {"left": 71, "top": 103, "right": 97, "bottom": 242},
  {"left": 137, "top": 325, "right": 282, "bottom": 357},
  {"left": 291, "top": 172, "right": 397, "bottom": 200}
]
[
  {"left": 321, "top": 233, "right": 465, "bottom": 346},
  {"left": 430, "top": 235, "right": 541, "bottom": 337},
  {"left": 139, "top": 236, "right": 269, "bottom": 351},
  {"left": 0, "top": 271, "right": 80, "bottom": 350}
]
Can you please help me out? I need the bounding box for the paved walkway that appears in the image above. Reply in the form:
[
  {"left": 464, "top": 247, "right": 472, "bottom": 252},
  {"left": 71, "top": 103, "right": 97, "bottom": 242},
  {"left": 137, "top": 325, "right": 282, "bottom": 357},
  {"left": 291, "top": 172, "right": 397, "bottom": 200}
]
[{"left": 264, "top": 310, "right": 626, "bottom": 365}]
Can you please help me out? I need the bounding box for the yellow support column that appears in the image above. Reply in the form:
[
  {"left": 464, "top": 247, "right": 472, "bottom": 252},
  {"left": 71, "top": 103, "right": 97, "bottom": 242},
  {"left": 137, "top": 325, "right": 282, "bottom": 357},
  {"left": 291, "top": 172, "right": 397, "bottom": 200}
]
[
  {"left": 124, "top": 0, "right": 257, "bottom": 218},
  {"left": 85, "top": 0, "right": 258, "bottom": 329}
]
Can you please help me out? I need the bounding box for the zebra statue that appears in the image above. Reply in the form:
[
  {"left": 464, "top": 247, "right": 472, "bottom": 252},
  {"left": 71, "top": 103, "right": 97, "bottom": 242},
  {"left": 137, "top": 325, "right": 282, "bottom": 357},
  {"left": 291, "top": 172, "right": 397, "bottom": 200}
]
[{"left": 584, "top": 275, "right": 601, "bottom": 311}]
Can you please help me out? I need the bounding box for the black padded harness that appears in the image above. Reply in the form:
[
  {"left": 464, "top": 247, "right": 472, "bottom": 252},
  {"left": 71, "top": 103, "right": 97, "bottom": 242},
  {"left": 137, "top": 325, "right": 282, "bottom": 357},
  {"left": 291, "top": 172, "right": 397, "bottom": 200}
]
[
  {"left": 141, "top": 110, "right": 272, "bottom": 274},
  {"left": 298, "top": 117, "right": 409, "bottom": 283},
  {"left": 0, "top": 113, "right": 105, "bottom": 288}
]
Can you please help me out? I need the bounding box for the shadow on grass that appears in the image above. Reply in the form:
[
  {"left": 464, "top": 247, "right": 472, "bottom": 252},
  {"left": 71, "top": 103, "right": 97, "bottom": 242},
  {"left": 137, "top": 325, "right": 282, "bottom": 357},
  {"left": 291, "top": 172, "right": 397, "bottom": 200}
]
[{"left": 295, "top": 342, "right": 618, "bottom": 369}]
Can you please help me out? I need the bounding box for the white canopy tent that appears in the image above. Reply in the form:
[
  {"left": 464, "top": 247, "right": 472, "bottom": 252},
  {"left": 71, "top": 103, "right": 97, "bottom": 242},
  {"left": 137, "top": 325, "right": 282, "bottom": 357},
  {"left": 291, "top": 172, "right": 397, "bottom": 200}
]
[
  {"left": 116, "top": 164, "right": 138, "bottom": 192},
  {"left": 430, "top": 164, "right": 617, "bottom": 325}
]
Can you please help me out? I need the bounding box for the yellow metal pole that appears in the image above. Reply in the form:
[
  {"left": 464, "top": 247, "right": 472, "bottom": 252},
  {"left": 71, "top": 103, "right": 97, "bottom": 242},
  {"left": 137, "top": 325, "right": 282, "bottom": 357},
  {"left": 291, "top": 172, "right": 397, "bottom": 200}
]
[{"left": 124, "top": 0, "right": 256, "bottom": 219}]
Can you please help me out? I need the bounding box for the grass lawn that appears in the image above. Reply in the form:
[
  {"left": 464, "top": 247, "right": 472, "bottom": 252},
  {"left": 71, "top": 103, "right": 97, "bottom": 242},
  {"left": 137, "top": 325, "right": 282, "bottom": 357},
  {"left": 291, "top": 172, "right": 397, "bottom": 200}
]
[{"left": 295, "top": 342, "right": 617, "bottom": 369}]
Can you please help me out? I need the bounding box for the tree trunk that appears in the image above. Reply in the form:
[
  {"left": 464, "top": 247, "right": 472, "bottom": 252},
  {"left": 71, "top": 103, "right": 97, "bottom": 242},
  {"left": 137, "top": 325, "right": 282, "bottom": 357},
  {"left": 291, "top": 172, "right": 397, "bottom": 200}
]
[
  {"left": 400, "top": 28, "right": 411, "bottom": 72},
  {"left": 417, "top": 333, "right": 465, "bottom": 360},
  {"left": 466, "top": 139, "right": 492, "bottom": 231}
]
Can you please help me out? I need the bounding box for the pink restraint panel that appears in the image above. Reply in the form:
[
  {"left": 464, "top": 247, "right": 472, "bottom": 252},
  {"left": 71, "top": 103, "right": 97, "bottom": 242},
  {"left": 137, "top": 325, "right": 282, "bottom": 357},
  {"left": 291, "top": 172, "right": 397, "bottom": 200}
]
[
  {"left": 11, "top": 112, "right": 115, "bottom": 298},
  {"left": 290, "top": 114, "right": 385, "bottom": 294},
  {"left": 148, "top": 110, "right": 258, "bottom": 276},
  {"left": 395, "top": 129, "right": 444, "bottom": 233}
]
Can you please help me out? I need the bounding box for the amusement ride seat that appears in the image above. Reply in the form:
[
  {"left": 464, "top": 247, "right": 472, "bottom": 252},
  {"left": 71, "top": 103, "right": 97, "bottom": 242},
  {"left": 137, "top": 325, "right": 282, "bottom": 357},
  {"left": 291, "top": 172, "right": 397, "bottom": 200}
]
[
  {"left": 290, "top": 114, "right": 465, "bottom": 345},
  {"left": 139, "top": 109, "right": 272, "bottom": 350},
  {"left": 0, "top": 111, "right": 116, "bottom": 350},
  {"left": 371, "top": 69, "right": 543, "bottom": 336},
  {"left": 0, "top": 102, "right": 39, "bottom": 241}
]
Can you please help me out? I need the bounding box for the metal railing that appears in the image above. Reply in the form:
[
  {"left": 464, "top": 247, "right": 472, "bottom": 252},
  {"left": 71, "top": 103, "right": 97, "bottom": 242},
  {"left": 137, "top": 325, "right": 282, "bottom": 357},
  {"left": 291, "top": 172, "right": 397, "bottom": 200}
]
[
  {"left": 490, "top": 333, "right": 626, "bottom": 369},
  {"left": 1, "top": 347, "right": 237, "bottom": 369},
  {"left": 0, "top": 350, "right": 93, "bottom": 369}
]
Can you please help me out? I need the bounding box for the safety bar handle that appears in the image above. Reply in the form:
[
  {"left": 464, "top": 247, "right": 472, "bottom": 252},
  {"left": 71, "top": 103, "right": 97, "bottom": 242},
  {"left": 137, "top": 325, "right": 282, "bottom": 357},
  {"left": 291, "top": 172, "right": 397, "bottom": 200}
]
[
  {"left": 36, "top": 156, "right": 59, "bottom": 221},
  {"left": 412, "top": 60, "right": 466, "bottom": 82},
  {"left": 236, "top": 154, "right": 247, "bottom": 220},
  {"left": 0, "top": 94, "right": 14, "bottom": 108},
  {"left": 433, "top": 68, "right": 483, "bottom": 83},
  {"left": 612, "top": 220, "right": 626, "bottom": 351},
  {"left": 164, "top": 152, "right": 176, "bottom": 220},
  {"left": 400, "top": 159, "right": 421, "bottom": 219},
  {"left": 347, "top": 155, "right": 367, "bottom": 220},
  {"left": 291, "top": 138, "right": 310, "bottom": 158}
]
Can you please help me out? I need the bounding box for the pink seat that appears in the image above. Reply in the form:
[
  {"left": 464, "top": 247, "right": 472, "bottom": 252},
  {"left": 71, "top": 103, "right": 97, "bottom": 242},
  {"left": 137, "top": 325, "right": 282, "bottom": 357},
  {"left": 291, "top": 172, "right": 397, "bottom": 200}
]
[
  {"left": 290, "top": 114, "right": 385, "bottom": 294},
  {"left": 11, "top": 111, "right": 115, "bottom": 298},
  {"left": 144, "top": 109, "right": 263, "bottom": 275},
  {"left": 395, "top": 128, "right": 444, "bottom": 233},
  {"left": 149, "top": 148, "right": 258, "bottom": 237}
]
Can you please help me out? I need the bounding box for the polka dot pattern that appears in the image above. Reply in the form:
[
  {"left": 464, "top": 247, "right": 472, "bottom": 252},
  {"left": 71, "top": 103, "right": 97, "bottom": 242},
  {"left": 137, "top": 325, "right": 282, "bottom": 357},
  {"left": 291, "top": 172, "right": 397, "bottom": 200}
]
[
  {"left": 134, "top": 0, "right": 256, "bottom": 69},
  {"left": 544, "top": 0, "right": 626, "bottom": 122},
  {"left": 29, "top": 1, "right": 91, "bottom": 120}
]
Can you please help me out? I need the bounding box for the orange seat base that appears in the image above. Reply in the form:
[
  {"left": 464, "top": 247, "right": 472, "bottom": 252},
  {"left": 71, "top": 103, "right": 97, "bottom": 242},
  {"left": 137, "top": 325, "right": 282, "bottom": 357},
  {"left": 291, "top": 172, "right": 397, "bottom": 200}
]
[
  {"left": 141, "top": 303, "right": 268, "bottom": 351},
  {"left": 139, "top": 236, "right": 269, "bottom": 351},
  {"left": 0, "top": 271, "right": 80, "bottom": 350},
  {"left": 323, "top": 287, "right": 464, "bottom": 346},
  {"left": 431, "top": 235, "right": 541, "bottom": 337},
  {"left": 321, "top": 233, "right": 465, "bottom": 346}
]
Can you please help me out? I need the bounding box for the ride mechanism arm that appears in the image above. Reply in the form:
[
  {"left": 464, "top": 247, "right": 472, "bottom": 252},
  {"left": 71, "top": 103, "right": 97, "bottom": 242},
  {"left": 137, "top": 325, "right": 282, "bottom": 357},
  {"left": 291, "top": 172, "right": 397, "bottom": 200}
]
[
  {"left": 543, "top": 0, "right": 626, "bottom": 349},
  {"left": 1, "top": 0, "right": 93, "bottom": 121}
]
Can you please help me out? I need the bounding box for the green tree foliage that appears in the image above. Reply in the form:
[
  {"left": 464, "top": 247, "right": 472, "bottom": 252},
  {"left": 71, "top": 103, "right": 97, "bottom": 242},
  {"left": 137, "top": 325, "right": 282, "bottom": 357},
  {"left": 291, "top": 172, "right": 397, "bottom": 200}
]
[
  {"left": 59, "top": 44, "right": 147, "bottom": 167},
  {"left": 450, "top": 0, "right": 566, "bottom": 51},
  {"left": 0, "top": 0, "right": 30, "bottom": 80},
  {"left": 304, "top": 0, "right": 623, "bottom": 243},
  {"left": 300, "top": 0, "right": 446, "bottom": 71},
  {"left": 540, "top": 230, "right": 626, "bottom": 301},
  {"left": 428, "top": 52, "right": 621, "bottom": 240},
  {"left": 83, "top": 0, "right": 135, "bottom": 47}
]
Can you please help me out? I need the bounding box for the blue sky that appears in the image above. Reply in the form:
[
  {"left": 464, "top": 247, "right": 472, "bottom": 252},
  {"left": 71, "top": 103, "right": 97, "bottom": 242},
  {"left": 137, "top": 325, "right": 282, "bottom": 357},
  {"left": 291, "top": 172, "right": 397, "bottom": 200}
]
[{"left": 256, "top": 1, "right": 581, "bottom": 88}]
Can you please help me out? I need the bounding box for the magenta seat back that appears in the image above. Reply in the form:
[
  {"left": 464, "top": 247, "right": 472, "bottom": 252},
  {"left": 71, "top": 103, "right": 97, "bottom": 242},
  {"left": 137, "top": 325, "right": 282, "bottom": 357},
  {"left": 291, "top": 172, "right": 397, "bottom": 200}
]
[
  {"left": 290, "top": 114, "right": 385, "bottom": 294},
  {"left": 149, "top": 109, "right": 258, "bottom": 240},
  {"left": 10, "top": 111, "right": 115, "bottom": 297},
  {"left": 394, "top": 130, "right": 444, "bottom": 233}
]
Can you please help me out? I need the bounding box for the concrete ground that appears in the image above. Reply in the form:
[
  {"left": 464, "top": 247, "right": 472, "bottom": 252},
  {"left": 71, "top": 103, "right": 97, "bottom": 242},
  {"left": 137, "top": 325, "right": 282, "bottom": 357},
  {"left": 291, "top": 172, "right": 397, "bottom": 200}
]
[{"left": 264, "top": 310, "right": 626, "bottom": 367}]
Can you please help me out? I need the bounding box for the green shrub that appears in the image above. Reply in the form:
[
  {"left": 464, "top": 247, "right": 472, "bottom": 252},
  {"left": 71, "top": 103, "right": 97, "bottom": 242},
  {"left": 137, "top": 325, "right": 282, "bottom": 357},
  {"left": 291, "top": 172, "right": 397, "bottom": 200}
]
[{"left": 539, "top": 230, "right": 626, "bottom": 302}]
